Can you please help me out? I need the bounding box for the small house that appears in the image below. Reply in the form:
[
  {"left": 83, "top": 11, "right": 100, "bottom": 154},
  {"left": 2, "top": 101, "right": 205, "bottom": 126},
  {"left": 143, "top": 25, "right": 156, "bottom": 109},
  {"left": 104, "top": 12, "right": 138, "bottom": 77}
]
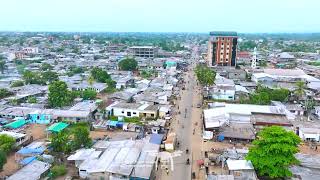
[
  {"left": 299, "top": 127, "right": 320, "bottom": 142},
  {"left": 226, "top": 160, "right": 257, "bottom": 180}
]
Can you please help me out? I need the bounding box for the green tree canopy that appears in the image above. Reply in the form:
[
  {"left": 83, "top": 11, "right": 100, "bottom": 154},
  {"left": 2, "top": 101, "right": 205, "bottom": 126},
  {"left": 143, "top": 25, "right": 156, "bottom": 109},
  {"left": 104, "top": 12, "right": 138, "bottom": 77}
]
[
  {"left": 72, "top": 126, "right": 92, "bottom": 150},
  {"left": 118, "top": 57, "right": 138, "bottom": 71},
  {"left": 195, "top": 65, "right": 216, "bottom": 87},
  {"left": 40, "top": 63, "right": 53, "bottom": 71},
  {"left": 48, "top": 81, "right": 74, "bottom": 108},
  {"left": 50, "top": 131, "right": 71, "bottom": 154},
  {"left": 0, "top": 89, "right": 13, "bottom": 99},
  {"left": 0, "top": 134, "right": 15, "bottom": 154},
  {"left": 10, "top": 80, "right": 24, "bottom": 87},
  {"left": 90, "top": 67, "right": 110, "bottom": 83},
  {"left": 246, "top": 126, "right": 301, "bottom": 178},
  {"left": 0, "top": 150, "right": 6, "bottom": 170},
  {"left": 82, "top": 89, "right": 97, "bottom": 100},
  {"left": 41, "top": 71, "right": 59, "bottom": 83}
]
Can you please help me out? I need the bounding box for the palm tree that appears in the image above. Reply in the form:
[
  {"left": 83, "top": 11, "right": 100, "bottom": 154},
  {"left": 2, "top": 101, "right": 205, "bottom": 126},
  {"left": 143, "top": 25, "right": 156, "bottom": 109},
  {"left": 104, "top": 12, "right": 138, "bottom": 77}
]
[{"left": 294, "top": 81, "right": 306, "bottom": 101}]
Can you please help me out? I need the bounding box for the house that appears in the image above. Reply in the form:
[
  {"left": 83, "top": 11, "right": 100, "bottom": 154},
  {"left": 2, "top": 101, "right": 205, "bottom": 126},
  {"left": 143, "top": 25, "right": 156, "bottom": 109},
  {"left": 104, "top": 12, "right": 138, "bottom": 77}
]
[
  {"left": 0, "top": 131, "right": 29, "bottom": 147},
  {"left": 208, "top": 75, "right": 235, "bottom": 101},
  {"left": 77, "top": 139, "right": 159, "bottom": 180},
  {"left": 299, "top": 127, "right": 320, "bottom": 142},
  {"left": 203, "top": 103, "right": 295, "bottom": 131},
  {"left": 251, "top": 113, "right": 292, "bottom": 130},
  {"left": 218, "top": 123, "right": 255, "bottom": 141},
  {"left": 226, "top": 160, "right": 257, "bottom": 180},
  {"left": 285, "top": 104, "right": 305, "bottom": 116},
  {"left": 278, "top": 52, "right": 295, "bottom": 62},
  {"left": 7, "top": 160, "right": 51, "bottom": 180},
  {"left": 15, "top": 141, "right": 46, "bottom": 163},
  {"left": 107, "top": 102, "right": 159, "bottom": 118},
  {"left": 67, "top": 148, "right": 102, "bottom": 167}
]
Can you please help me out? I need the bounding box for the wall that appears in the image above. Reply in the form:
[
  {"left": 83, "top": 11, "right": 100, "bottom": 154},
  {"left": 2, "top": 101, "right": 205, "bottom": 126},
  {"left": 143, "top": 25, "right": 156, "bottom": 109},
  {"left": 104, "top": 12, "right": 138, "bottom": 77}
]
[{"left": 113, "top": 107, "right": 140, "bottom": 118}]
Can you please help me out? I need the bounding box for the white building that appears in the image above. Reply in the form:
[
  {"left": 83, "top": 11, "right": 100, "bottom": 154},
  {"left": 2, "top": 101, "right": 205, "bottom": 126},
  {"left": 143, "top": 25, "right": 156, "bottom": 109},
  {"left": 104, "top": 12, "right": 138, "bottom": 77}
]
[{"left": 299, "top": 127, "right": 320, "bottom": 142}]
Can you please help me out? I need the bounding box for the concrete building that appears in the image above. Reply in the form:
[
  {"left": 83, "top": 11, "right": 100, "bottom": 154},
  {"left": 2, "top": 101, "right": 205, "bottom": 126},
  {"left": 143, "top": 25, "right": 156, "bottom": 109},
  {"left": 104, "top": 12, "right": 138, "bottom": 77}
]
[
  {"left": 207, "top": 31, "right": 238, "bottom": 67},
  {"left": 129, "top": 46, "right": 158, "bottom": 58}
]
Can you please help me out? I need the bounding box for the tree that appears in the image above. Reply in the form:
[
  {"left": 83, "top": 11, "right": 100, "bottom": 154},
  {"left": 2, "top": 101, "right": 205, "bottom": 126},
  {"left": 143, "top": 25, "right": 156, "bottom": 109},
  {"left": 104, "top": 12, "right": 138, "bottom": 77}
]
[
  {"left": 50, "top": 165, "right": 67, "bottom": 178},
  {"left": 40, "top": 63, "right": 53, "bottom": 71},
  {"left": 0, "top": 134, "right": 16, "bottom": 154},
  {"left": 50, "top": 131, "right": 71, "bottom": 153},
  {"left": 48, "top": 81, "right": 73, "bottom": 108},
  {"left": 0, "top": 150, "right": 6, "bottom": 171},
  {"left": 195, "top": 65, "right": 216, "bottom": 87},
  {"left": 41, "top": 71, "right": 58, "bottom": 83},
  {"left": 246, "top": 126, "right": 301, "bottom": 178},
  {"left": 0, "top": 89, "right": 13, "bottom": 99},
  {"left": 294, "top": 81, "right": 306, "bottom": 101},
  {"left": 0, "top": 60, "right": 6, "bottom": 74},
  {"left": 118, "top": 58, "right": 138, "bottom": 71},
  {"left": 72, "top": 126, "right": 92, "bottom": 150},
  {"left": 10, "top": 80, "right": 24, "bottom": 87},
  {"left": 90, "top": 67, "right": 110, "bottom": 83},
  {"left": 82, "top": 89, "right": 97, "bottom": 100},
  {"left": 27, "top": 96, "right": 37, "bottom": 103},
  {"left": 23, "top": 70, "right": 45, "bottom": 85}
]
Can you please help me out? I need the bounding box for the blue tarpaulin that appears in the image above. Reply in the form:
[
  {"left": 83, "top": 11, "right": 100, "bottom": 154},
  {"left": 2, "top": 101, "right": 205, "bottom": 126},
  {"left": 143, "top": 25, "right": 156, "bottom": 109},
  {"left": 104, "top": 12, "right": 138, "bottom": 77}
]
[
  {"left": 108, "top": 120, "right": 118, "bottom": 127},
  {"left": 116, "top": 121, "right": 124, "bottom": 128},
  {"left": 149, "top": 134, "right": 164, "bottom": 145},
  {"left": 19, "top": 156, "right": 36, "bottom": 165},
  {"left": 17, "top": 147, "right": 45, "bottom": 155},
  {"left": 218, "top": 135, "right": 225, "bottom": 142}
]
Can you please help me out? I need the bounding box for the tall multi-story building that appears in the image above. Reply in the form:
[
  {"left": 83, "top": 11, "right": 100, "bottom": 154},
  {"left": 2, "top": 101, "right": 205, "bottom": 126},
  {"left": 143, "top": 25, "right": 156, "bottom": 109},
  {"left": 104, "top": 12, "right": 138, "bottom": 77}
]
[
  {"left": 207, "top": 31, "right": 238, "bottom": 67},
  {"left": 129, "top": 46, "right": 158, "bottom": 58}
]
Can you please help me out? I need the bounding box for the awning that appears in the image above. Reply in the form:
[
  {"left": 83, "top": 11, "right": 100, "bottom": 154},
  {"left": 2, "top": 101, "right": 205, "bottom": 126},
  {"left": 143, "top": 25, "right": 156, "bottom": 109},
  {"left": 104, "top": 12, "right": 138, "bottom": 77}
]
[
  {"left": 47, "top": 122, "right": 69, "bottom": 133},
  {"left": 4, "top": 119, "right": 27, "bottom": 129}
]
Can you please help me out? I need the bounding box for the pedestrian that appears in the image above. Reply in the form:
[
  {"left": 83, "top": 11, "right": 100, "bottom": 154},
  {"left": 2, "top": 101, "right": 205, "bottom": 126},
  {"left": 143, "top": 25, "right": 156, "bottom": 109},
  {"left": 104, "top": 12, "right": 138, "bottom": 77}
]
[{"left": 166, "top": 168, "right": 169, "bottom": 175}]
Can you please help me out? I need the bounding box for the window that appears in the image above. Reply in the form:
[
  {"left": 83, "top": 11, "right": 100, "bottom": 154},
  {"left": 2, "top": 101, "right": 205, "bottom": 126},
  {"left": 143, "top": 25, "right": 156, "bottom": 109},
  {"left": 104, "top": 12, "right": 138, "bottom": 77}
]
[
  {"left": 127, "top": 112, "right": 131, "bottom": 116},
  {"left": 222, "top": 38, "right": 224, "bottom": 40},
  {"left": 133, "top": 112, "right": 137, "bottom": 115},
  {"left": 121, "top": 111, "right": 124, "bottom": 114},
  {"left": 221, "top": 43, "right": 224, "bottom": 45},
  {"left": 151, "top": 114, "right": 154, "bottom": 117}
]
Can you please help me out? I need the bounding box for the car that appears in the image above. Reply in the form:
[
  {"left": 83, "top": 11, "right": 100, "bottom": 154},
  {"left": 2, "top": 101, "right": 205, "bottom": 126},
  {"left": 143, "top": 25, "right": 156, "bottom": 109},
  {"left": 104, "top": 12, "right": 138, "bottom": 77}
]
[{"left": 196, "top": 104, "right": 201, "bottom": 108}]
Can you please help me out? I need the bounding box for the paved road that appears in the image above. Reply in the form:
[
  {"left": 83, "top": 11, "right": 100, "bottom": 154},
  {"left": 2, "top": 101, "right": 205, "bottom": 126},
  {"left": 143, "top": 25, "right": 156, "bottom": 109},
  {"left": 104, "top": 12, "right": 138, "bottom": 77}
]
[{"left": 157, "top": 47, "right": 201, "bottom": 180}]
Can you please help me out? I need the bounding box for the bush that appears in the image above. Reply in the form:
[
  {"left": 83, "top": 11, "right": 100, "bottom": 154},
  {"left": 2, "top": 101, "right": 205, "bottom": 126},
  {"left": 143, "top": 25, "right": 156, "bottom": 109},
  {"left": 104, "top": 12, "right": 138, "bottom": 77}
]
[
  {"left": 10, "top": 80, "right": 24, "bottom": 87},
  {"left": 50, "top": 165, "right": 67, "bottom": 178},
  {"left": 0, "top": 150, "right": 7, "bottom": 171}
]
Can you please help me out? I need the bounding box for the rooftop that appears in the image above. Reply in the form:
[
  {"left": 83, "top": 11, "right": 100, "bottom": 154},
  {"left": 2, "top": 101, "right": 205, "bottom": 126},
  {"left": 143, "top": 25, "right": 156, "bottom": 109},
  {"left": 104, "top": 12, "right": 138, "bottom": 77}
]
[
  {"left": 227, "top": 160, "right": 254, "bottom": 171},
  {"left": 7, "top": 160, "right": 51, "bottom": 180},
  {"left": 210, "top": 31, "right": 238, "bottom": 37}
]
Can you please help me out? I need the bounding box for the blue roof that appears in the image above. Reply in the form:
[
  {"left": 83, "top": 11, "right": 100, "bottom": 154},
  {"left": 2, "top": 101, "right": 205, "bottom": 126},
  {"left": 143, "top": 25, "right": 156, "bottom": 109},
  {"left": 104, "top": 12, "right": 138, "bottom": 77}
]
[
  {"left": 149, "top": 134, "right": 164, "bottom": 145},
  {"left": 19, "top": 156, "right": 36, "bottom": 165},
  {"left": 108, "top": 120, "right": 118, "bottom": 127},
  {"left": 17, "top": 147, "right": 45, "bottom": 155}
]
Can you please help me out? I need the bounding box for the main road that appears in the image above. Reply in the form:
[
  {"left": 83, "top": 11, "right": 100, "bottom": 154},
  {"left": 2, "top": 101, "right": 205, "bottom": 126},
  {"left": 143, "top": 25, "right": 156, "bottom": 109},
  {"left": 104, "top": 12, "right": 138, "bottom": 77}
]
[{"left": 157, "top": 46, "right": 204, "bottom": 180}]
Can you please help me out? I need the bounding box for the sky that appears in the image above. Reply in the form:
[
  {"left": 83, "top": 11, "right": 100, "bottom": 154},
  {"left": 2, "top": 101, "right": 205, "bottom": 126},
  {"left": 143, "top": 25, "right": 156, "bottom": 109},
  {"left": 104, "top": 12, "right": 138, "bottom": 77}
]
[{"left": 0, "top": 0, "right": 319, "bottom": 33}]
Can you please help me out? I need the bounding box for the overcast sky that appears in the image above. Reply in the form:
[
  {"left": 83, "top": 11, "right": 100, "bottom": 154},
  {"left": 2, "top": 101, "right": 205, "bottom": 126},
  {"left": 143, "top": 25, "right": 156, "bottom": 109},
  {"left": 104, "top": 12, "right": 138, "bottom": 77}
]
[{"left": 0, "top": 0, "right": 319, "bottom": 33}]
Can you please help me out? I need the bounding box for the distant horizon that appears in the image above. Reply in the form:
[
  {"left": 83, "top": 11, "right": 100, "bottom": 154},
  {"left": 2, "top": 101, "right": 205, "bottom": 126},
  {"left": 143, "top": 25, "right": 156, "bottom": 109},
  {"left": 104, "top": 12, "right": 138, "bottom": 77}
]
[
  {"left": 1, "top": 31, "right": 320, "bottom": 34},
  {"left": 1, "top": 0, "right": 320, "bottom": 33}
]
